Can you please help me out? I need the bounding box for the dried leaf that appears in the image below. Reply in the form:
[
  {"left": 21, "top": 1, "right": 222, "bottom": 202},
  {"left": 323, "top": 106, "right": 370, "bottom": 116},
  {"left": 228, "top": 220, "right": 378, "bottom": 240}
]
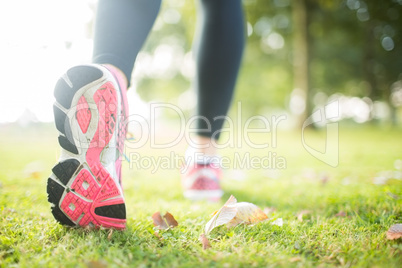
[
  {"left": 87, "top": 260, "right": 108, "bottom": 268},
  {"left": 227, "top": 202, "right": 268, "bottom": 227},
  {"left": 335, "top": 211, "right": 347, "bottom": 217},
  {"left": 204, "top": 195, "right": 238, "bottom": 235},
  {"left": 296, "top": 210, "right": 311, "bottom": 222},
  {"left": 152, "top": 211, "right": 168, "bottom": 229},
  {"left": 204, "top": 195, "right": 268, "bottom": 235},
  {"left": 152, "top": 211, "right": 178, "bottom": 230},
  {"left": 199, "top": 233, "right": 211, "bottom": 250},
  {"left": 386, "top": 224, "right": 402, "bottom": 240},
  {"left": 163, "top": 212, "right": 178, "bottom": 228}
]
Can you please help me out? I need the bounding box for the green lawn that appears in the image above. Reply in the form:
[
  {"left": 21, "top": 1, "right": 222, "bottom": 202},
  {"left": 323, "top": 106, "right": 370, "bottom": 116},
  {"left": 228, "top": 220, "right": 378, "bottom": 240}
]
[{"left": 0, "top": 123, "right": 401, "bottom": 267}]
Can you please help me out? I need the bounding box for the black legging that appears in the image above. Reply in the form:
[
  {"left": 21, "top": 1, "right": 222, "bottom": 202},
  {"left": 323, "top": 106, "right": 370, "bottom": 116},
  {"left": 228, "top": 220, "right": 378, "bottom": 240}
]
[{"left": 93, "top": 0, "right": 244, "bottom": 139}]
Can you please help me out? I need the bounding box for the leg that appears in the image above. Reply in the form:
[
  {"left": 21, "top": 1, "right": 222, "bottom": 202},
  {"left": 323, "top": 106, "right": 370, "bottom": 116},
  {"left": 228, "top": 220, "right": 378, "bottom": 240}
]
[
  {"left": 193, "top": 0, "right": 245, "bottom": 155},
  {"left": 93, "top": 0, "right": 162, "bottom": 88},
  {"left": 182, "top": 0, "right": 245, "bottom": 200}
]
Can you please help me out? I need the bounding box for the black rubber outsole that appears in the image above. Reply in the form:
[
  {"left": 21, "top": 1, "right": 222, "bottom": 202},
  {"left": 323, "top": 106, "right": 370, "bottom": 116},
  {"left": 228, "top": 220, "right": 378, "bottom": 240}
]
[{"left": 53, "top": 66, "right": 103, "bottom": 155}]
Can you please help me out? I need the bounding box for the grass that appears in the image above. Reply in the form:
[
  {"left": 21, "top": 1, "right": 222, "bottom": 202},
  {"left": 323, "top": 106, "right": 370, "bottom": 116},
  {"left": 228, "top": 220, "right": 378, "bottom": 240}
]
[{"left": 0, "top": 122, "right": 401, "bottom": 267}]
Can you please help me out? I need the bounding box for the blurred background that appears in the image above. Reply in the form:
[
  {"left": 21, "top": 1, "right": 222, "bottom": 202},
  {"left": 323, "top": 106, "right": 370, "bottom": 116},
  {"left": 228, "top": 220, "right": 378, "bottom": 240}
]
[{"left": 1, "top": 0, "right": 402, "bottom": 128}]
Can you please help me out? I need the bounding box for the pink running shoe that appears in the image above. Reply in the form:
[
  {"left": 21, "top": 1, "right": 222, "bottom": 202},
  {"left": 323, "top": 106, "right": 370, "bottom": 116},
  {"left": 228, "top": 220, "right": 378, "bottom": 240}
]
[
  {"left": 47, "top": 64, "right": 128, "bottom": 229},
  {"left": 181, "top": 162, "right": 223, "bottom": 201}
]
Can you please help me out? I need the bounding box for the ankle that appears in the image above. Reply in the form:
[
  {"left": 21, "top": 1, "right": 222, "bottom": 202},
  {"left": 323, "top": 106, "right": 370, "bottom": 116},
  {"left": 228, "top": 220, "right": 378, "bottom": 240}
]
[
  {"left": 185, "top": 136, "right": 220, "bottom": 165},
  {"left": 189, "top": 136, "right": 217, "bottom": 156}
]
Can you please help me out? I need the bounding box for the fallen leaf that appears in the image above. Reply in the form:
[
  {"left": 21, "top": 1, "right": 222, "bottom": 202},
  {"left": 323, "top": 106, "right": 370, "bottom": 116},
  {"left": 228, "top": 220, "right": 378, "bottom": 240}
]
[
  {"left": 152, "top": 211, "right": 178, "bottom": 230},
  {"left": 386, "top": 224, "right": 402, "bottom": 240},
  {"left": 227, "top": 202, "right": 268, "bottom": 228},
  {"left": 152, "top": 212, "right": 168, "bottom": 229},
  {"left": 87, "top": 260, "right": 107, "bottom": 268},
  {"left": 296, "top": 210, "right": 311, "bottom": 222},
  {"left": 163, "top": 212, "right": 179, "bottom": 228},
  {"left": 204, "top": 195, "right": 238, "bottom": 235},
  {"left": 199, "top": 233, "right": 211, "bottom": 250},
  {"left": 335, "top": 211, "right": 347, "bottom": 217},
  {"left": 204, "top": 195, "right": 268, "bottom": 235}
]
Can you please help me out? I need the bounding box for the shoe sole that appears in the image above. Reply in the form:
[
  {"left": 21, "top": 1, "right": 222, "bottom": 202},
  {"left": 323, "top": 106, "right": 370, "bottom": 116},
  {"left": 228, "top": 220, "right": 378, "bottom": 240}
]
[{"left": 47, "top": 65, "right": 126, "bottom": 229}]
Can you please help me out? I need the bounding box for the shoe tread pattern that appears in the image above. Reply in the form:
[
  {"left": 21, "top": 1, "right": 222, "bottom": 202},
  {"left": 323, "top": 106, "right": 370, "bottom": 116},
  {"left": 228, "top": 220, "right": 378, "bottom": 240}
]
[
  {"left": 48, "top": 65, "right": 126, "bottom": 229},
  {"left": 53, "top": 66, "right": 102, "bottom": 155}
]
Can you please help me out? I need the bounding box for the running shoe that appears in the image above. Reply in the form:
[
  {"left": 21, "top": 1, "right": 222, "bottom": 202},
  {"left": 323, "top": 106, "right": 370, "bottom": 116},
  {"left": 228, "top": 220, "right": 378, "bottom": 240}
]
[
  {"left": 181, "top": 162, "right": 223, "bottom": 202},
  {"left": 47, "top": 64, "right": 128, "bottom": 229}
]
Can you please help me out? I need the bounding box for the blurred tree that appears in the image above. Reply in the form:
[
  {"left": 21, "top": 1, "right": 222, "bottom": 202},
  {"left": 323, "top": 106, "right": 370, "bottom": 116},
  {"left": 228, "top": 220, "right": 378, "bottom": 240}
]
[
  {"left": 307, "top": 0, "right": 402, "bottom": 123},
  {"left": 292, "top": 0, "right": 309, "bottom": 128},
  {"left": 235, "top": 0, "right": 293, "bottom": 118},
  {"left": 131, "top": 0, "right": 402, "bottom": 124}
]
